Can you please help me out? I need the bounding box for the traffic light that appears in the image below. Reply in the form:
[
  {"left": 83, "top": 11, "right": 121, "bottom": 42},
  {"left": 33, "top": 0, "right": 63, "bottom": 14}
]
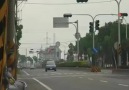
[
  {"left": 63, "top": 13, "right": 72, "bottom": 18},
  {"left": 95, "top": 20, "right": 99, "bottom": 30},
  {"left": 76, "top": 0, "right": 88, "bottom": 3},
  {"left": 118, "top": 13, "right": 128, "bottom": 17},
  {"left": 89, "top": 22, "right": 93, "bottom": 33}
]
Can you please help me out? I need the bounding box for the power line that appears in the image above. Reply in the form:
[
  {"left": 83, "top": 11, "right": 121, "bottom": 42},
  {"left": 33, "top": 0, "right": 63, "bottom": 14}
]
[{"left": 25, "top": 0, "right": 114, "bottom": 6}]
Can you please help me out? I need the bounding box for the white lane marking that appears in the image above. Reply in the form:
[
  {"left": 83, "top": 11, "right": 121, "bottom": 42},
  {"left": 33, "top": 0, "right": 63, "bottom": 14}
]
[
  {"left": 100, "top": 80, "right": 108, "bottom": 83},
  {"left": 56, "top": 73, "right": 61, "bottom": 75},
  {"left": 22, "top": 70, "right": 30, "bottom": 76},
  {"left": 50, "top": 72, "right": 61, "bottom": 74},
  {"left": 33, "top": 78, "right": 53, "bottom": 90},
  {"left": 50, "top": 72, "right": 57, "bottom": 73},
  {"left": 118, "top": 84, "right": 129, "bottom": 87},
  {"left": 88, "top": 78, "right": 93, "bottom": 80}
]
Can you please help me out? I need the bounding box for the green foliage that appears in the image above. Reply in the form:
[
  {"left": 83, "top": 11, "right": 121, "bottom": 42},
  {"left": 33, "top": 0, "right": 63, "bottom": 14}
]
[
  {"left": 19, "top": 55, "right": 26, "bottom": 63},
  {"left": 33, "top": 56, "right": 38, "bottom": 62},
  {"left": 57, "top": 61, "right": 90, "bottom": 67},
  {"left": 67, "top": 43, "right": 74, "bottom": 61},
  {"left": 27, "top": 56, "right": 33, "bottom": 63},
  {"left": 16, "top": 24, "right": 23, "bottom": 48},
  {"left": 76, "top": 20, "right": 129, "bottom": 66}
]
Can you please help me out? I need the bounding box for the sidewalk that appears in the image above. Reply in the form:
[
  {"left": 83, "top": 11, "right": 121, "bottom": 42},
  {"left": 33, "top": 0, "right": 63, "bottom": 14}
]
[
  {"left": 112, "top": 69, "right": 129, "bottom": 75},
  {"left": 58, "top": 67, "right": 129, "bottom": 75}
]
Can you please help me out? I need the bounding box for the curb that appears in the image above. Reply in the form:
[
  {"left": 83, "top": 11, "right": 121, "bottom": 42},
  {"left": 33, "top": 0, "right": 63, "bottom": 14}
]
[{"left": 112, "top": 69, "right": 129, "bottom": 75}]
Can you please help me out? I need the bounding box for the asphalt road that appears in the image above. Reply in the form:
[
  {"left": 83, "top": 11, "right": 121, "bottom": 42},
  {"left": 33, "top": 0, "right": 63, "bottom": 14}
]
[{"left": 18, "top": 68, "right": 129, "bottom": 90}]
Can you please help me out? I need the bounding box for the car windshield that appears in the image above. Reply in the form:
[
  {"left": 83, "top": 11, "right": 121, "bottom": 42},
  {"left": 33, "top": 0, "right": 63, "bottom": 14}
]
[{"left": 46, "top": 61, "right": 55, "bottom": 65}]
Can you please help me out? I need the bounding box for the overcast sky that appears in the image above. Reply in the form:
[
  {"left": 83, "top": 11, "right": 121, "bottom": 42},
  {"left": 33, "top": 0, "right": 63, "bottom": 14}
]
[{"left": 18, "top": 0, "right": 129, "bottom": 58}]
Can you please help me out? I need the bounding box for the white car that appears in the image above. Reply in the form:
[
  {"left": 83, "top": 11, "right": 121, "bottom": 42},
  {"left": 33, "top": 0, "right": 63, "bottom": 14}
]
[{"left": 45, "top": 61, "right": 56, "bottom": 72}]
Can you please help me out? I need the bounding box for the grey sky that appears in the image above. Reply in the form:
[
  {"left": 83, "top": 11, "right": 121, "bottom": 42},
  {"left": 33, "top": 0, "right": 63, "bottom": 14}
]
[{"left": 18, "top": 0, "right": 129, "bottom": 58}]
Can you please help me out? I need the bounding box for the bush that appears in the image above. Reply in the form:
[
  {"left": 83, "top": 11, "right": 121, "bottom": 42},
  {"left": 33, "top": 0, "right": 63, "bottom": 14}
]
[
  {"left": 118, "top": 66, "right": 129, "bottom": 69},
  {"left": 57, "top": 61, "right": 90, "bottom": 67}
]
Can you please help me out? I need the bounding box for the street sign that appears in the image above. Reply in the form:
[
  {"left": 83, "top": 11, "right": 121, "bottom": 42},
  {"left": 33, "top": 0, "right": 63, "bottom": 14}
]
[
  {"left": 53, "top": 17, "right": 69, "bottom": 28},
  {"left": 92, "top": 48, "right": 98, "bottom": 54},
  {"left": 75, "top": 32, "right": 81, "bottom": 39},
  {"left": 114, "top": 42, "right": 118, "bottom": 50}
]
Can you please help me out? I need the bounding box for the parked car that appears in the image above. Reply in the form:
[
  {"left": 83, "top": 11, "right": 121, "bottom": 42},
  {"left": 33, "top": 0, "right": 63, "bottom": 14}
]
[
  {"left": 45, "top": 61, "right": 56, "bottom": 72},
  {"left": 30, "top": 64, "right": 35, "bottom": 70}
]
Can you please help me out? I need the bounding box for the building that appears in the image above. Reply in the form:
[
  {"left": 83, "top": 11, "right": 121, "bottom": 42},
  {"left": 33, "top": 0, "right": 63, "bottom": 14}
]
[{"left": 39, "top": 45, "right": 62, "bottom": 61}]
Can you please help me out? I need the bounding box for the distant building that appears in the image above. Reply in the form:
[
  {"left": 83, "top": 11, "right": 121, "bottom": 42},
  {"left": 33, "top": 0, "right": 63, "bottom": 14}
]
[{"left": 39, "top": 45, "right": 61, "bottom": 61}]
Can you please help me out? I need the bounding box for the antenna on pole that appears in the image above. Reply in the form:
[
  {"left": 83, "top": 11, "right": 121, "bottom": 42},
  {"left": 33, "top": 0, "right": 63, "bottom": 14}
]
[
  {"left": 53, "top": 33, "right": 56, "bottom": 45},
  {"left": 46, "top": 32, "right": 48, "bottom": 48}
]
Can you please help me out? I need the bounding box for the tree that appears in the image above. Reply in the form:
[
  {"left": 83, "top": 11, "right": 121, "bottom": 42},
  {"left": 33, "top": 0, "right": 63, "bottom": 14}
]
[
  {"left": 27, "top": 56, "right": 33, "bottom": 63},
  {"left": 67, "top": 43, "right": 74, "bottom": 61},
  {"left": 75, "top": 20, "right": 129, "bottom": 66},
  {"left": 16, "top": 24, "right": 23, "bottom": 48},
  {"left": 19, "top": 55, "right": 26, "bottom": 63},
  {"left": 33, "top": 56, "right": 38, "bottom": 62}
]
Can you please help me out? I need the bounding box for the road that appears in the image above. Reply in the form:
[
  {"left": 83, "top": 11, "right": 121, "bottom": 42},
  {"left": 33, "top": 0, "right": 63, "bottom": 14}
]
[{"left": 18, "top": 68, "right": 129, "bottom": 90}]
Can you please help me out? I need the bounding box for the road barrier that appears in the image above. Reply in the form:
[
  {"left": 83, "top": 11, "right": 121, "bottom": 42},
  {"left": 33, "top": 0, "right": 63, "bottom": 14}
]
[{"left": 91, "top": 66, "right": 101, "bottom": 72}]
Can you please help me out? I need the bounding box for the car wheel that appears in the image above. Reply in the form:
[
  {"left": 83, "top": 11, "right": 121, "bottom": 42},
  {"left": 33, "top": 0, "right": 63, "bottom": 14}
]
[{"left": 54, "top": 69, "right": 56, "bottom": 71}]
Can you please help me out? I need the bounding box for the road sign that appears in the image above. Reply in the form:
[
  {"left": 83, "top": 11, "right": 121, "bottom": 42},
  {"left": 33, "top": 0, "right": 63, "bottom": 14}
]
[
  {"left": 114, "top": 42, "right": 118, "bottom": 50},
  {"left": 75, "top": 32, "right": 81, "bottom": 39},
  {"left": 53, "top": 17, "right": 69, "bottom": 28},
  {"left": 92, "top": 48, "right": 98, "bottom": 54}
]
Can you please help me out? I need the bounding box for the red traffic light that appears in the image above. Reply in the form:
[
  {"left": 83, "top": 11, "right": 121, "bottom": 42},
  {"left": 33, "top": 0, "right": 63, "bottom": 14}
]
[{"left": 119, "top": 13, "right": 128, "bottom": 17}]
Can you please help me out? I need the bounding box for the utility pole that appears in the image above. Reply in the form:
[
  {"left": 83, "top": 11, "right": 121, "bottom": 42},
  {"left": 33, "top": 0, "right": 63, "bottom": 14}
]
[
  {"left": 26, "top": 48, "right": 27, "bottom": 57},
  {"left": 115, "top": 0, "right": 122, "bottom": 66},
  {"left": 46, "top": 32, "right": 48, "bottom": 48},
  {"left": 75, "top": 20, "right": 80, "bottom": 61},
  {"left": 53, "top": 33, "right": 56, "bottom": 45}
]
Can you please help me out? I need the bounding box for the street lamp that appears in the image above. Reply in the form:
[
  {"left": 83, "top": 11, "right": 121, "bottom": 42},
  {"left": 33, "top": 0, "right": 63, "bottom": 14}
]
[
  {"left": 63, "top": 14, "right": 81, "bottom": 61},
  {"left": 64, "top": 13, "right": 117, "bottom": 48},
  {"left": 114, "top": 0, "right": 122, "bottom": 66},
  {"left": 64, "top": 13, "right": 95, "bottom": 49}
]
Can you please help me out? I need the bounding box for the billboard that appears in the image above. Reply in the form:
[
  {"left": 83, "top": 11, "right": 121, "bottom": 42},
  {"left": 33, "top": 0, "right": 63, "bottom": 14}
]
[{"left": 53, "top": 17, "right": 69, "bottom": 28}]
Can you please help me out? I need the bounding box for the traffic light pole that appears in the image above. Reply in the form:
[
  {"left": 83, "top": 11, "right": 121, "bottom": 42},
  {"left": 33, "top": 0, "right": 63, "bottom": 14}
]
[
  {"left": 69, "top": 20, "right": 80, "bottom": 61},
  {"left": 115, "top": 0, "right": 122, "bottom": 66}
]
